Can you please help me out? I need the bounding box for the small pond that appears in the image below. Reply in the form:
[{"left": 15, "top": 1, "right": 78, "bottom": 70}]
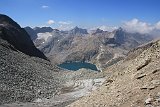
[{"left": 58, "top": 62, "right": 99, "bottom": 71}]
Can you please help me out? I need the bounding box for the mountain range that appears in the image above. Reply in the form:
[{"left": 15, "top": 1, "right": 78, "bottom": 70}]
[{"left": 25, "top": 26, "right": 153, "bottom": 71}]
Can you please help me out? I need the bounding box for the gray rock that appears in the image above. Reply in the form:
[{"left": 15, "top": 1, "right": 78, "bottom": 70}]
[
  {"left": 151, "top": 80, "right": 160, "bottom": 85},
  {"left": 145, "top": 98, "right": 152, "bottom": 104}
]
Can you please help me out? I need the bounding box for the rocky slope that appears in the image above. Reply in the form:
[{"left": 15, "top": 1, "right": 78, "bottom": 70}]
[
  {"left": 68, "top": 39, "right": 160, "bottom": 107},
  {"left": 0, "top": 14, "right": 63, "bottom": 104},
  {"left": 0, "top": 38, "right": 106, "bottom": 106}
]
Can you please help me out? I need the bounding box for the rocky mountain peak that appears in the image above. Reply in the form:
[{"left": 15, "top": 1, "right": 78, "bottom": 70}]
[
  {"left": 0, "top": 14, "right": 47, "bottom": 60},
  {"left": 117, "top": 27, "right": 123, "bottom": 31},
  {"left": 91, "top": 28, "right": 104, "bottom": 35},
  {"left": 70, "top": 26, "right": 88, "bottom": 35},
  {"left": 111, "top": 27, "right": 126, "bottom": 44},
  {"left": 113, "top": 27, "right": 124, "bottom": 34},
  {"left": 96, "top": 28, "right": 103, "bottom": 33},
  {"left": 53, "top": 29, "right": 60, "bottom": 32},
  {"left": 34, "top": 26, "right": 53, "bottom": 33},
  {"left": 0, "top": 14, "right": 21, "bottom": 28}
]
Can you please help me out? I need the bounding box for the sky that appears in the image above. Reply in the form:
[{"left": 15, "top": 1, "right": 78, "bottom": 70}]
[{"left": 0, "top": 0, "right": 160, "bottom": 32}]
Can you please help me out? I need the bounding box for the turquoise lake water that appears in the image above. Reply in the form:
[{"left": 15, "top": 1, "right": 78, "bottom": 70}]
[{"left": 58, "top": 62, "right": 99, "bottom": 71}]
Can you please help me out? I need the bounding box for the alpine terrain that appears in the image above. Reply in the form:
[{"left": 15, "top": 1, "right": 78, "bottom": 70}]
[{"left": 0, "top": 3, "right": 160, "bottom": 106}]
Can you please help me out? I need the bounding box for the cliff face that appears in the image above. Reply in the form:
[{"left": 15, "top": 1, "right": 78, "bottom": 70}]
[{"left": 68, "top": 40, "right": 160, "bottom": 107}]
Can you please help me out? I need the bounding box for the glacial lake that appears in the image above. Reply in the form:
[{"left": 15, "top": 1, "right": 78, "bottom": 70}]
[{"left": 58, "top": 62, "right": 99, "bottom": 71}]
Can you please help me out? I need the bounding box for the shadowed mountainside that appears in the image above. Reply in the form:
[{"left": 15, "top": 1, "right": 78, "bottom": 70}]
[{"left": 0, "top": 14, "right": 47, "bottom": 60}]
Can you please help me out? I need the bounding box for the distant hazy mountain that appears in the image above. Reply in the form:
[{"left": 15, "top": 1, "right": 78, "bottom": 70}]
[
  {"left": 69, "top": 26, "right": 88, "bottom": 35},
  {"left": 112, "top": 27, "right": 152, "bottom": 49},
  {"left": 91, "top": 28, "right": 106, "bottom": 35}
]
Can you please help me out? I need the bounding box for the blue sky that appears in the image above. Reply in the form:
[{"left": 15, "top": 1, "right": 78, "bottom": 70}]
[{"left": 0, "top": 0, "right": 160, "bottom": 30}]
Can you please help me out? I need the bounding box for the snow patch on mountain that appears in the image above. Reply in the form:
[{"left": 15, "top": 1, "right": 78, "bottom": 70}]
[{"left": 37, "top": 32, "right": 52, "bottom": 41}]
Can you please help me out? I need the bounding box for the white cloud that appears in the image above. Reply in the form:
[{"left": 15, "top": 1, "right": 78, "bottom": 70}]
[
  {"left": 57, "top": 21, "right": 73, "bottom": 30},
  {"left": 88, "top": 19, "right": 160, "bottom": 38},
  {"left": 155, "top": 21, "right": 160, "bottom": 29},
  {"left": 99, "top": 25, "right": 117, "bottom": 31},
  {"left": 122, "top": 18, "right": 160, "bottom": 38},
  {"left": 58, "top": 24, "right": 74, "bottom": 31},
  {"left": 122, "top": 18, "right": 154, "bottom": 34},
  {"left": 42, "top": 5, "right": 49, "bottom": 9},
  {"left": 47, "top": 20, "right": 55, "bottom": 25},
  {"left": 58, "top": 21, "right": 72, "bottom": 25},
  {"left": 90, "top": 25, "right": 117, "bottom": 32}
]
